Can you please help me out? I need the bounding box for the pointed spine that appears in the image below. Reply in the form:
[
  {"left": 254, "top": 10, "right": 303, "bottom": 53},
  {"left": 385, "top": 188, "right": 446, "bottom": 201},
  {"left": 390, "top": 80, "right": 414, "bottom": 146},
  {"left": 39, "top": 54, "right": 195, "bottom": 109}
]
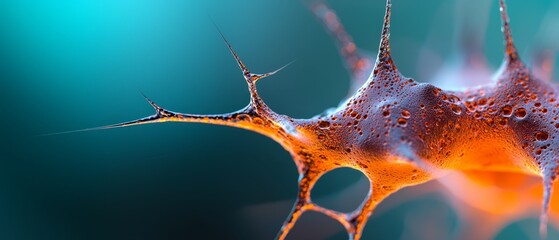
[
  {"left": 51, "top": 27, "right": 293, "bottom": 141},
  {"left": 499, "top": 0, "right": 519, "bottom": 62},
  {"left": 373, "top": 0, "right": 395, "bottom": 73},
  {"left": 213, "top": 23, "right": 285, "bottom": 112}
]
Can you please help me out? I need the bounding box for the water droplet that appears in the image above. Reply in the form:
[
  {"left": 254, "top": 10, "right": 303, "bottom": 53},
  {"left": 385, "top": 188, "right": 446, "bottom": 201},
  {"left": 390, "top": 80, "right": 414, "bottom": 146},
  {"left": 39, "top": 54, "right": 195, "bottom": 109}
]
[
  {"left": 397, "top": 118, "right": 407, "bottom": 127},
  {"left": 382, "top": 110, "right": 391, "bottom": 117},
  {"left": 536, "top": 131, "right": 549, "bottom": 141},
  {"left": 318, "top": 120, "right": 331, "bottom": 129},
  {"left": 478, "top": 98, "right": 487, "bottom": 106},
  {"left": 501, "top": 105, "right": 512, "bottom": 117},
  {"left": 451, "top": 104, "right": 462, "bottom": 115},
  {"left": 401, "top": 110, "right": 410, "bottom": 118},
  {"left": 474, "top": 112, "right": 482, "bottom": 119},
  {"left": 535, "top": 102, "right": 542, "bottom": 108},
  {"left": 514, "top": 108, "right": 527, "bottom": 119},
  {"left": 535, "top": 149, "right": 543, "bottom": 155}
]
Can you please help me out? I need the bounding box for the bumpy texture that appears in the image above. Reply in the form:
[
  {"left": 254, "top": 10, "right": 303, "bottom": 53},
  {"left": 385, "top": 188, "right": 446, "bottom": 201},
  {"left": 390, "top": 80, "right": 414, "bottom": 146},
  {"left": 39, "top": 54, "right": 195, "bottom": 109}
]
[{"left": 84, "top": 0, "right": 559, "bottom": 239}]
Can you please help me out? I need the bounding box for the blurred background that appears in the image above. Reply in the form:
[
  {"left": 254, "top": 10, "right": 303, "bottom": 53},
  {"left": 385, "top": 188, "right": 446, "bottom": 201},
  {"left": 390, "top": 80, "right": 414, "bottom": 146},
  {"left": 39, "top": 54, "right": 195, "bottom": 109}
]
[{"left": 1, "top": 0, "right": 559, "bottom": 239}]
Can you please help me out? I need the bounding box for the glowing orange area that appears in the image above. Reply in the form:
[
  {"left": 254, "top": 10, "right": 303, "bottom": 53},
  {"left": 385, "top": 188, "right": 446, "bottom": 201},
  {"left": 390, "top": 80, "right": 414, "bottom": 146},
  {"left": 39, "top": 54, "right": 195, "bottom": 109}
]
[{"left": 79, "top": 0, "right": 559, "bottom": 239}]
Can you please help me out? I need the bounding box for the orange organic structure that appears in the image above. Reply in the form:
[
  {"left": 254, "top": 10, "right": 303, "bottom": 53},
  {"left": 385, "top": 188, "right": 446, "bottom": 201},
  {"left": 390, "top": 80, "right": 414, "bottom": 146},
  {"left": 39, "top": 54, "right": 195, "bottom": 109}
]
[{"left": 77, "top": 0, "right": 559, "bottom": 239}]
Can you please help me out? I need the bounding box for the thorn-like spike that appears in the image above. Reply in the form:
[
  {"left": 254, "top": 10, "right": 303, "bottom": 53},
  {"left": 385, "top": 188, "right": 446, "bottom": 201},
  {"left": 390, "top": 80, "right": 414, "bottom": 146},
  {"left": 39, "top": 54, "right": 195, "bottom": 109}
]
[
  {"left": 211, "top": 21, "right": 289, "bottom": 112},
  {"left": 36, "top": 125, "right": 127, "bottom": 137},
  {"left": 45, "top": 25, "right": 293, "bottom": 138},
  {"left": 212, "top": 22, "right": 252, "bottom": 82},
  {"left": 379, "top": 0, "right": 391, "bottom": 56},
  {"left": 84, "top": 115, "right": 167, "bottom": 130},
  {"left": 251, "top": 60, "right": 294, "bottom": 83},
  {"left": 499, "top": 0, "right": 519, "bottom": 62},
  {"left": 140, "top": 92, "right": 169, "bottom": 116},
  {"left": 374, "top": 0, "right": 395, "bottom": 72},
  {"left": 38, "top": 112, "right": 180, "bottom": 136},
  {"left": 214, "top": 26, "right": 287, "bottom": 85},
  {"left": 43, "top": 106, "right": 276, "bottom": 136}
]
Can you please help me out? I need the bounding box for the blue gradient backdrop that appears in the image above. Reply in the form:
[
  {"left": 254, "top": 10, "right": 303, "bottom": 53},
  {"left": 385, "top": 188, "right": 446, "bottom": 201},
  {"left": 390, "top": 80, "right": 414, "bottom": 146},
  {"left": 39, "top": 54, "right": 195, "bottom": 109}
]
[{"left": 1, "top": 0, "right": 558, "bottom": 239}]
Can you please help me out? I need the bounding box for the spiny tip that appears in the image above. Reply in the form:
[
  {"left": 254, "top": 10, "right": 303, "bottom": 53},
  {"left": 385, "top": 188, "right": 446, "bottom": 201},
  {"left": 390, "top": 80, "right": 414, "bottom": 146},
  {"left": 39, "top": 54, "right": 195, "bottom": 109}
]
[
  {"left": 209, "top": 20, "right": 278, "bottom": 111},
  {"left": 374, "top": 0, "right": 395, "bottom": 73},
  {"left": 35, "top": 120, "right": 143, "bottom": 137},
  {"left": 37, "top": 94, "right": 169, "bottom": 137},
  {"left": 211, "top": 21, "right": 252, "bottom": 82},
  {"left": 140, "top": 92, "right": 164, "bottom": 111},
  {"left": 379, "top": 0, "right": 392, "bottom": 55},
  {"left": 36, "top": 126, "right": 113, "bottom": 137},
  {"left": 499, "top": 0, "right": 519, "bottom": 62},
  {"left": 251, "top": 60, "right": 294, "bottom": 83},
  {"left": 140, "top": 93, "right": 175, "bottom": 118}
]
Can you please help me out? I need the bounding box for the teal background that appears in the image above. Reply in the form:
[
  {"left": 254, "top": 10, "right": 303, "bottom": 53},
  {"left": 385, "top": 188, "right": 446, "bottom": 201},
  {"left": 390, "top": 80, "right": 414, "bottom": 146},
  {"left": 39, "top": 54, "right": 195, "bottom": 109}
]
[{"left": 1, "top": 0, "right": 559, "bottom": 239}]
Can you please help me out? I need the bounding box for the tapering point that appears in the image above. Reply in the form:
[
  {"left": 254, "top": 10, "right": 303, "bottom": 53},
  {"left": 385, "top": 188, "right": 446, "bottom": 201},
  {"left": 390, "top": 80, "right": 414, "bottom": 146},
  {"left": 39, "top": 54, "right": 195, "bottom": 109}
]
[
  {"left": 140, "top": 93, "right": 175, "bottom": 118},
  {"left": 211, "top": 21, "right": 252, "bottom": 81},
  {"left": 379, "top": 0, "right": 392, "bottom": 55},
  {"left": 140, "top": 92, "right": 163, "bottom": 111},
  {"left": 209, "top": 20, "right": 277, "bottom": 111},
  {"left": 499, "top": 0, "right": 519, "bottom": 62},
  {"left": 36, "top": 126, "right": 111, "bottom": 137},
  {"left": 251, "top": 60, "right": 294, "bottom": 83},
  {"left": 275, "top": 60, "right": 295, "bottom": 73},
  {"left": 36, "top": 120, "right": 143, "bottom": 137},
  {"left": 374, "top": 0, "right": 395, "bottom": 73}
]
